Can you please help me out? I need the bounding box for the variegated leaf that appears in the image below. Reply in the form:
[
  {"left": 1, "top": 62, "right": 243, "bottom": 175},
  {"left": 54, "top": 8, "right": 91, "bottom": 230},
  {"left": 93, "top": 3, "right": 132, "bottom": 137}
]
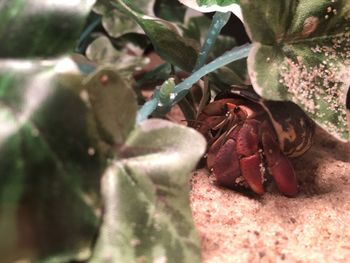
[
  {"left": 0, "top": 0, "right": 94, "bottom": 58},
  {"left": 0, "top": 58, "right": 104, "bottom": 262},
  {"left": 241, "top": 0, "right": 350, "bottom": 140},
  {"left": 178, "top": 0, "right": 242, "bottom": 21},
  {"left": 90, "top": 119, "right": 206, "bottom": 263},
  {"left": 112, "top": 0, "right": 199, "bottom": 72}
]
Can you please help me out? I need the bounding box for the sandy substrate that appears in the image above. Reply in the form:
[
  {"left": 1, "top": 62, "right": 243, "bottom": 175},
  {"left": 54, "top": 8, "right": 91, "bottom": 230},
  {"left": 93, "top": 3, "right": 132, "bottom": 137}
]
[{"left": 190, "top": 127, "right": 350, "bottom": 263}]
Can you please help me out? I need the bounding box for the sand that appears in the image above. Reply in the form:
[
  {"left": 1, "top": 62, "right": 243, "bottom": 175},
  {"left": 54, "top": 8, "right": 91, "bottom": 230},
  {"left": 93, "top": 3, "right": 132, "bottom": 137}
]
[{"left": 190, "top": 127, "right": 350, "bottom": 263}]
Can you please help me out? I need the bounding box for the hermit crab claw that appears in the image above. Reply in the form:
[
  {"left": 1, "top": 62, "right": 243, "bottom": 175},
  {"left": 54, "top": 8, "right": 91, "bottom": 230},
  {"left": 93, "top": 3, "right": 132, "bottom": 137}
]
[
  {"left": 236, "top": 119, "right": 265, "bottom": 195},
  {"left": 261, "top": 122, "right": 298, "bottom": 196}
]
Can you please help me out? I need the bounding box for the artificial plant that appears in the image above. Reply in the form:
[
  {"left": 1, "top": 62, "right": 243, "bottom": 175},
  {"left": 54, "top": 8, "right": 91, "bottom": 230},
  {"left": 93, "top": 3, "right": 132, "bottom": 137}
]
[{"left": 0, "top": 1, "right": 206, "bottom": 262}]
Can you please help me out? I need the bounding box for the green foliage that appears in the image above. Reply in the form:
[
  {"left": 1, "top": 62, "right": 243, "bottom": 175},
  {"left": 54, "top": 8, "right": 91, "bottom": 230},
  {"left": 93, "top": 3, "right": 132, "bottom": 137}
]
[
  {"left": 179, "top": 0, "right": 242, "bottom": 20},
  {"left": 84, "top": 69, "right": 138, "bottom": 146},
  {"left": 90, "top": 120, "right": 205, "bottom": 263},
  {"left": 240, "top": 0, "right": 350, "bottom": 140},
  {"left": 97, "top": 0, "right": 199, "bottom": 72},
  {"left": 0, "top": 0, "right": 94, "bottom": 57},
  {"left": 155, "top": 0, "right": 187, "bottom": 22},
  {"left": 0, "top": 59, "right": 206, "bottom": 263},
  {"left": 196, "top": 0, "right": 239, "bottom": 6},
  {"left": 0, "top": 58, "right": 104, "bottom": 262},
  {"left": 93, "top": 0, "right": 154, "bottom": 38},
  {"left": 177, "top": 0, "right": 349, "bottom": 140},
  {"left": 85, "top": 36, "right": 147, "bottom": 73},
  {"left": 0, "top": 1, "right": 207, "bottom": 262}
]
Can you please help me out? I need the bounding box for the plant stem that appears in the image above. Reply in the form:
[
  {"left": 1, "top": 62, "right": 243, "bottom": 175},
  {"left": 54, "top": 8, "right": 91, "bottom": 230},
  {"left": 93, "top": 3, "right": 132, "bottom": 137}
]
[
  {"left": 136, "top": 43, "right": 251, "bottom": 123},
  {"left": 182, "top": 11, "right": 230, "bottom": 120},
  {"left": 172, "top": 43, "right": 252, "bottom": 104},
  {"left": 136, "top": 90, "right": 160, "bottom": 124},
  {"left": 75, "top": 17, "right": 102, "bottom": 53},
  {"left": 193, "top": 12, "right": 231, "bottom": 71}
]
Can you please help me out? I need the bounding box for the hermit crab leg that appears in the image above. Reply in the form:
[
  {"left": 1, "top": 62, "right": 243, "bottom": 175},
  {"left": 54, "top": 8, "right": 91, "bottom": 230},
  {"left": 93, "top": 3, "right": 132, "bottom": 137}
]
[
  {"left": 261, "top": 122, "right": 298, "bottom": 197},
  {"left": 194, "top": 115, "right": 226, "bottom": 136},
  {"left": 207, "top": 123, "right": 239, "bottom": 168}
]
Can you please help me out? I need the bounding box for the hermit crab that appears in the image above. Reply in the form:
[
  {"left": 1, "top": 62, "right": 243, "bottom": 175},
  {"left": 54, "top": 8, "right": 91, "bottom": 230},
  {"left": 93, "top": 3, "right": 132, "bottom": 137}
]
[{"left": 194, "top": 87, "right": 315, "bottom": 196}]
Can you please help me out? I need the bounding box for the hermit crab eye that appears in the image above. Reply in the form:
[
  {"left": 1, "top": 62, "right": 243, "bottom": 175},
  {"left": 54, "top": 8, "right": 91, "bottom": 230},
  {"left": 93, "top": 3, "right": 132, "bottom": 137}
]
[{"left": 233, "top": 106, "right": 240, "bottom": 113}]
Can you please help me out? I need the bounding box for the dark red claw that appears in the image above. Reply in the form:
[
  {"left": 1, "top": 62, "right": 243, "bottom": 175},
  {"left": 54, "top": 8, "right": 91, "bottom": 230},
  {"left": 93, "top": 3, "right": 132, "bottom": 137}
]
[
  {"left": 262, "top": 132, "right": 298, "bottom": 197},
  {"left": 235, "top": 119, "right": 265, "bottom": 195},
  {"left": 269, "top": 157, "right": 298, "bottom": 197},
  {"left": 236, "top": 120, "right": 260, "bottom": 156},
  {"left": 240, "top": 153, "right": 265, "bottom": 195},
  {"left": 212, "top": 139, "right": 241, "bottom": 188}
]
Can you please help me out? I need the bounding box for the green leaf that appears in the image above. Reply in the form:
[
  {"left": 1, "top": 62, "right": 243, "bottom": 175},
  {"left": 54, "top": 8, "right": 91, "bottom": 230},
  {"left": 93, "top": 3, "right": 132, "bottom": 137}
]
[
  {"left": 241, "top": 0, "right": 350, "bottom": 140},
  {"left": 182, "top": 15, "right": 213, "bottom": 43},
  {"left": 0, "top": 58, "right": 138, "bottom": 262},
  {"left": 0, "top": 57, "right": 205, "bottom": 262},
  {"left": 102, "top": 9, "right": 143, "bottom": 38},
  {"left": 182, "top": 11, "right": 246, "bottom": 87},
  {"left": 86, "top": 36, "right": 147, "bottom": 76},
  {"left": 112, "top": 0, "right": 199, "bottom": 72},
  {"left": 94, "top": 0, "right": 155, "bottom": 16},
  {"left": 210, "top": 35, "right": 249, "bottom": 86},
  {"left": 102, "top": 9, "right": 142, "bottom": 38},
  {"left": 0, "top": 0, "right": 94, "bottom": 58},
  {"left": 84, "top": 68, "right": 138, "bottom": 146},
  {"left": 178, "top": 0, "right": 242, "bottom": 20},
  {"left": 93, "top": 0, "right": 155, "bottom": 38},
  {"left": 90, "top": 119, "right": 206, "bottom": 263},
  {"left": 198, "top": 0, "right": 239, "bottom": 5},
  {"left": 212, "top": 58, "right": 249, "bottom": 87},
  {"left": 181, "top": 14, "right": 248, "bottom": 87},
  {"left": 0, "top": 58, "right": 104, "bottom": 262},
  {"left": 155, "top": 0, "right": 187, "bottom": 23}
]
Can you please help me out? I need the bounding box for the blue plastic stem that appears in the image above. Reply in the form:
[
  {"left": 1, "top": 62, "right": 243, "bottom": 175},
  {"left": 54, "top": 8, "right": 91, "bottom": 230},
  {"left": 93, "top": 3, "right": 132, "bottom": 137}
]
[
  {"left": 136, "top": 43, "right": 252, "bottom": 123},
  {"left": 193, "top": 12, "right": 231, "bottom": 72},
  {"left": 172, "top": 43, "right": 252, "bottom": 105},
  {"left": 75, "top": 17, "right": 102, "bottom": 53}
]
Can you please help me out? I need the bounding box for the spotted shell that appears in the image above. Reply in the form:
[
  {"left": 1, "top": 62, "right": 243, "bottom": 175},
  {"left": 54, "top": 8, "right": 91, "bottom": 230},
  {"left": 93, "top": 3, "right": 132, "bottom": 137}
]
[{"left": 261, "top": 100, "right": 315, "bottom": 157}]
